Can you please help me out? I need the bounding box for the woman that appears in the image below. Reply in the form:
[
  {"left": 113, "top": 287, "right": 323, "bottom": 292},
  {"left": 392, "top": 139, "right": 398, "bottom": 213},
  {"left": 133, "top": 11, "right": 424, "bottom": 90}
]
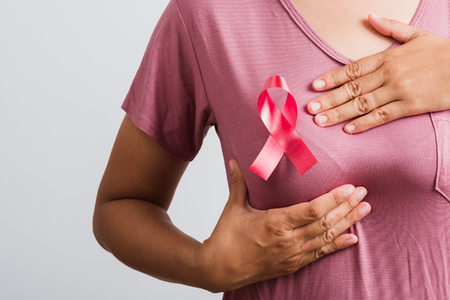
[{"left": 93, "top": 0, "right": 450, "bottom": 298}]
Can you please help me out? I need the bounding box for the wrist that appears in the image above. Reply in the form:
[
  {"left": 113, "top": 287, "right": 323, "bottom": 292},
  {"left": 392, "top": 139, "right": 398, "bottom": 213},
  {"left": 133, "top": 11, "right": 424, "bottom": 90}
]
[{"left": 192, "top": 239, "right": 241, "bottom": 293}]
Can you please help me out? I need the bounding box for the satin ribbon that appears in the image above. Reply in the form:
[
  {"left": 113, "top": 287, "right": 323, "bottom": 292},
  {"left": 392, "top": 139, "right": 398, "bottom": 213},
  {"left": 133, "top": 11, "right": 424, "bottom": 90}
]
[{"left": 249, "top": 75, "right": 318, "bottom": 180}]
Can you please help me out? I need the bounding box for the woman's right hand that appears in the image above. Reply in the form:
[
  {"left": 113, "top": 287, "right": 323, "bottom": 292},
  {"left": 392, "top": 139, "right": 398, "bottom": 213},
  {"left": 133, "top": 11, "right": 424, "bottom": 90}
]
[
  {"left": 95, "top": 115, "right": 370, "bottom": 293},
  {"left": 197, "top": 159, "right": 370, "bottom": 292}
]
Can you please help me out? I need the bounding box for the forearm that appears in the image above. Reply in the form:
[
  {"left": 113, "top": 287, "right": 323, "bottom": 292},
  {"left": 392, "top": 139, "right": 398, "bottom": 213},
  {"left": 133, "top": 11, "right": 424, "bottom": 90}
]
[{"left": 93, "top": 198, "right": 214, "bottom": 291}]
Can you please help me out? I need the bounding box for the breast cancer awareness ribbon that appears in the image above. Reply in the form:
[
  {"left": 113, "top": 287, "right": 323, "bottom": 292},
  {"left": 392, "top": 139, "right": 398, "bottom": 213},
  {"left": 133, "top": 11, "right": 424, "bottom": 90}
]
[{"left": 249, "top": 75, "right": 318, "bottom": 181}]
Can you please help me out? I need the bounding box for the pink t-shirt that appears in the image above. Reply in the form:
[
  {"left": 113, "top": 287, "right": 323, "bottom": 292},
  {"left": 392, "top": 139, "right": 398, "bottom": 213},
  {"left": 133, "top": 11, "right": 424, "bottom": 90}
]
[{"left": 122, "top": 0, "right": 450, "bottom": 298}]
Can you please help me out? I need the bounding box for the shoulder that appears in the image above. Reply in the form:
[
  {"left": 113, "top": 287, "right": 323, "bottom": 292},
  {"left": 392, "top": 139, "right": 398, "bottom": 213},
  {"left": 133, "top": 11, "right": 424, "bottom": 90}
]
[
  {"left": 175, "top": 0, "right": 256, "bottom": 22},
  {"left": 175, "top": 0, "right": 220, "bottom": 16}
]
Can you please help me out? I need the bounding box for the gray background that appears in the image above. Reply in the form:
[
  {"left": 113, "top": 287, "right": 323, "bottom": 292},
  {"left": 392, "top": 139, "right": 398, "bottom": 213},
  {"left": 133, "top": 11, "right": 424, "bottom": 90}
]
[{"left": 1, "top": 0, "right": 227, "bottom": 299}]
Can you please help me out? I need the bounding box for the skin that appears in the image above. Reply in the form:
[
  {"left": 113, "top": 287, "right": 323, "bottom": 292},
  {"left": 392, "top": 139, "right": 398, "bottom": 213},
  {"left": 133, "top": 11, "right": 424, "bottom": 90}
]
[
  {"left": 308, "top": 15, "right": 450, "bottom": 133},
  {"left": 93, "top": 115, "right": 371, "bottom": 293},
  {"left": 94, "top": 1, "right": 450, "bottom": 294},
  {"left": 292, "top": 0, "right": 421, "bottom": 61}
]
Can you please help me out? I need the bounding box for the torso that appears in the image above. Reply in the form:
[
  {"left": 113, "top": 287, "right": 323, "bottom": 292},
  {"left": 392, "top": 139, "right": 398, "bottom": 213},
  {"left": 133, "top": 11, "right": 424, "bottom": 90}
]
[
  {"left": 131, "top": 0, "right": 450, "bottom": 298},
  {"left": 292, "top": 0, "right": 422, "bottom": 60}
]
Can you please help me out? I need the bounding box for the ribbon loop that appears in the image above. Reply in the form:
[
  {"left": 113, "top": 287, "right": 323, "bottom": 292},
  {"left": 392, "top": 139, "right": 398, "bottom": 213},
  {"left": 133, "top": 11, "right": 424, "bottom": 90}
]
[{"left": 249, "top": 76, "right": 318, "bottom": 181}]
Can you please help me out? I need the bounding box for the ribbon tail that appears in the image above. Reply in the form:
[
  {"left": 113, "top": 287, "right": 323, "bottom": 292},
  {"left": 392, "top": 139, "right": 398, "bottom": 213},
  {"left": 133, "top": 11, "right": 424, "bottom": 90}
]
[
  {"left": 249, "top": 136, "right": 284, "bottom": 181},
  {"left": 285, "top": 138, "right": 318, "bottom": 175}
]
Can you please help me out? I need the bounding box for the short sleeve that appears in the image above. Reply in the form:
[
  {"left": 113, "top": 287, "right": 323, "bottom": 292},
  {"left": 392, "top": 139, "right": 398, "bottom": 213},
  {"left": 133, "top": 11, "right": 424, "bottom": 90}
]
[{"left": 122, "top": 0, "right": 215, "bottom": 161}]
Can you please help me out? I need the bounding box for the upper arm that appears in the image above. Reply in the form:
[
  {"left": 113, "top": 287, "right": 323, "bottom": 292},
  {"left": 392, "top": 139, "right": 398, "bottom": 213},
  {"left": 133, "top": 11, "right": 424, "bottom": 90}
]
[{"left": 96, "top": 114, "right": 189, "bottom": 211}]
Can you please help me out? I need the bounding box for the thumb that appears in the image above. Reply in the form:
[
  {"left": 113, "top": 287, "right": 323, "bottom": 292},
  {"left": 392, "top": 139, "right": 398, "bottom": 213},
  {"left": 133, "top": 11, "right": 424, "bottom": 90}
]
[
  {"left": 228, "top": 159, "right": 249, "bottom": 206},
  {"left": 368, "top": 14, "right": 426, "bottom": 43}
]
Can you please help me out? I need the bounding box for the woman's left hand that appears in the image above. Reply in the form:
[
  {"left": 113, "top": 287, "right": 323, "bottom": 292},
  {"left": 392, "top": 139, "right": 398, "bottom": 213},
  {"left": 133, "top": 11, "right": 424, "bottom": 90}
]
[{"left": 307, "top": 14, "right": 450, "bottom": 134}]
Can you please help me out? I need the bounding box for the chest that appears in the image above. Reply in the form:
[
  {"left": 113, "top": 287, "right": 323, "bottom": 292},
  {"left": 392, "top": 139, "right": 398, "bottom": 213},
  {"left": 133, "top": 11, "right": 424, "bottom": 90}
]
[{"left": 291, "top": 0, "right": 422, "bottom": 61}]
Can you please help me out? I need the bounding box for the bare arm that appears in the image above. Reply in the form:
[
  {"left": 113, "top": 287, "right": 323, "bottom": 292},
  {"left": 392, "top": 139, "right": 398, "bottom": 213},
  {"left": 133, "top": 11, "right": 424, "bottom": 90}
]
[
  {"left": 93, "top": 114, "right": 371, "bottom": 293},
  {"left": 93, "top": 115, "right": 203, "bottom": 286}
]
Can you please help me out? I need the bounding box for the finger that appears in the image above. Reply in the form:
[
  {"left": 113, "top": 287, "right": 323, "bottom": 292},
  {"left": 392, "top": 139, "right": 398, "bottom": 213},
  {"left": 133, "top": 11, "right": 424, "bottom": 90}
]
[
  {"left": 312, "top": 53, "right": 385, "bottom": 91},
  {"left": 368, "top": 14, "right": 427, "bottom": 43},
  {"left": 281, "top": 184, "right": 356, "bottom": 228},
  {"left": 330, "top": 202, "right": 371, "bottom": 236},
  {"left": 313, "top": 86, "right": 396, "bottom": 127},
  {"left": 304, "top": 201, "right": 371, "bottom": 252},
  {"left": 308, "top": 70, "right": 385, "bottom": 115},
  {"left": 299, "top": 187, "right": 368, "bottom": 241},
  {"left": 302, "top": 233, "right": 360, "bottom": 264},
  {"left": 343, "top": 100, "right": 415, "bottom": 133},
  {"left": 228, "top": 159, "right": 249, "bottom": 207}
]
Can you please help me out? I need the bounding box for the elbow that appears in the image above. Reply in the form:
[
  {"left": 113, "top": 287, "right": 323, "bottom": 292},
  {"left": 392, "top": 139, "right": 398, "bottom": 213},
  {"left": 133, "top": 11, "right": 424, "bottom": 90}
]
[{"left": 92, "top": 201, "right": 111, "bottom": 253}]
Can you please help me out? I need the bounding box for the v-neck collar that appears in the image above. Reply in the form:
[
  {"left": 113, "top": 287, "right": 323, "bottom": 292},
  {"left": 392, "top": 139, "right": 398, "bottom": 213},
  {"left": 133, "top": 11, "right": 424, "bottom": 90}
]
[{"left": 279, "top": 0, "right": 428, "bottom": 64}]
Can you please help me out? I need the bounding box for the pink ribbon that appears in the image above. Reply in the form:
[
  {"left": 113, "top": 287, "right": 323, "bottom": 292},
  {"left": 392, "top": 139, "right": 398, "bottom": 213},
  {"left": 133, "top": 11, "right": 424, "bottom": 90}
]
[{"left": 249, "top": 75, "right": 318, "bottom": 181}]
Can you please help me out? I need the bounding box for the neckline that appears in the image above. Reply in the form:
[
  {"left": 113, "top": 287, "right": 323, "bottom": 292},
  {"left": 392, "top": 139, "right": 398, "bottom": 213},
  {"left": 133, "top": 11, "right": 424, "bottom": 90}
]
[{"left": 279, "top": 0, "right": 428, "bottom": 64}]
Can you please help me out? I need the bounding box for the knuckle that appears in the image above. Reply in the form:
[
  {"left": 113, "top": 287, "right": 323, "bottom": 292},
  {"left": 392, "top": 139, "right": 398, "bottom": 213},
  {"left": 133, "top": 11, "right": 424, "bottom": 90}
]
[
  {"left": 378, "top": 49, "right": 391, "bottom": 62},
  {"left": 330, "top": 190, "right": 343, "bottom": 206},
  {"left": 345, "top": 81, "right": 363, "bottom": 98},
  {"left": 359, "top": 116, "right": 373, "bottom": 130},
  {"left": 374, "top": 108, "right": 390, "bottom": 124},
  {"left": 390, "top": 20, "right": 408, "bottom": 36},
  {"left": 329, "top": 72, "right": 340, "bottom": 86},
  {"left": 324, "top": 92, "right": 338, "bottom": 107},
  {"left": 345, "top": 213, "right": 359, "bottom": 226},
  {"left": 383, "top": 64, "right": 402, "bottom": 77},
  {"left": 343, "top": 198, "right": 356, "bottom": 211},
  {"left": 305, "top": 204, "right": 323, "bottom": 220},
  {"left": 334, "top": 106, "right": 344, "bottom": 120},
  {"left": 273, "top": 208, "right": 292, "bottom": 223},
  {"left": 314, "top": 247, "right": 327, "bottom": 260},
  {"left": 230, "top": 173, "right": 243, "bottom": 188},
  {"left": 346, "top": 62, "right": 363, "bottom": 80},
  {"left": 392, "top": 21, "right": 416, "bottom": 40},
  {"left": 319, "top": 215, "right": 333, "bottom": 231},
  {"left": 321, "top": 228, "right": 337, "bottom": 244},
  {"left": 265, "top": 220, "right": 288, "bottom": 237},
  {"left": 393, "top": 77, "right": 412, "bottom": 91},
  {"left": 354, "top": 96, "right": 371, "bottom": 114},
  {"left": 276, "top": 239, "right": 294, "bottom": 250},
  {"left": 389, "top": 19, "right": 401, "bottom": 29},
  {"left": 409, "top": 31, "right": 422, "bottom": 41},
  {"left": 383, "top": 48, "right": 398, "bottom": 60},
  {"left": 322, "top": 190, "right": 343, "bottom": 209}
]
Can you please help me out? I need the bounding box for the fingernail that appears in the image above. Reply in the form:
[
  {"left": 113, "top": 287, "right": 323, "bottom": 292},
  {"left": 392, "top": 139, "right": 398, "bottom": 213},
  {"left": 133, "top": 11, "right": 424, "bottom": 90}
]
[
  {"left": 313, "top": 80, "right": 326, "bottom": 89},
  {"left": 344, "top": 186, "right": 355, "bottom": 198},
  {"left": 317, "top": 115, "right": 328, "bottom": 125},
  {"left": 357, "top": 188, "right": 367, "bottom": 200},
  {"left": 345, "top": 236, "right": 358, "bottom": 246},
  {"left": 311, "top": 102, "right": 321, "bottom": 113},
  {"left": 360, "top": 205, "right": 370, "bottom": 216},
  {"left": 346, "top": 124, "right": 356, "bottom": 133},
  {"left": 371, "top": 14, "right": 381, "bottom": 19}
]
